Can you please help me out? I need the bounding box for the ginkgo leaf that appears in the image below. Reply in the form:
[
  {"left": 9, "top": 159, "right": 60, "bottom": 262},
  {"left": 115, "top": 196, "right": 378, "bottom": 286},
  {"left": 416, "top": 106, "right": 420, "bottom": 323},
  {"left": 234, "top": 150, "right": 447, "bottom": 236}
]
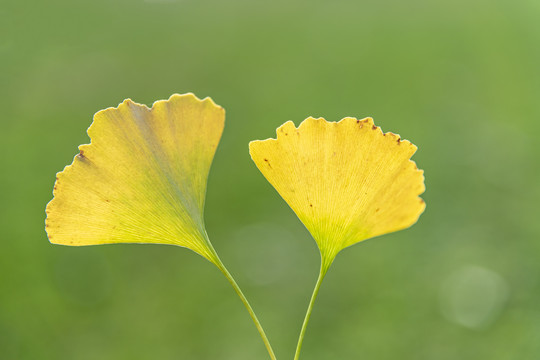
[
  {"left": 45, "top": 93, "right": 224, "bottom": 262},
  {"left": 249, "top": 117, "right": 425, "bottom": 270},
  {"left": 46, "top": 94, "right": 278, "bottom": 359}
]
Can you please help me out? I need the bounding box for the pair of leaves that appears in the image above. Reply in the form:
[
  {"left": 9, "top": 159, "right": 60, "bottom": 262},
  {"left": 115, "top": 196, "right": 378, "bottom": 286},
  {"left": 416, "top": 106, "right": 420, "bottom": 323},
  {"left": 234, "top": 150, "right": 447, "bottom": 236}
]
[
  {"left": 45, "top": 93, "right": 425, "bottom": 359},
  {"left": 46, "top": 93, "right": 425, "bottom": 270}
]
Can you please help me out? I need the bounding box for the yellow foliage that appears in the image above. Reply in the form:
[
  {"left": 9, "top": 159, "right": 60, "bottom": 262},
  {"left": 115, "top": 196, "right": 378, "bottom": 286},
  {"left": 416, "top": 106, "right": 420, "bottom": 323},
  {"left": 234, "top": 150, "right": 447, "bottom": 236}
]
[
  {"left": 45, "top": 93, "right": 224, "bottom": 262},
  {"left": 250, "top": 117, "right": 425, "bottom": 269}
]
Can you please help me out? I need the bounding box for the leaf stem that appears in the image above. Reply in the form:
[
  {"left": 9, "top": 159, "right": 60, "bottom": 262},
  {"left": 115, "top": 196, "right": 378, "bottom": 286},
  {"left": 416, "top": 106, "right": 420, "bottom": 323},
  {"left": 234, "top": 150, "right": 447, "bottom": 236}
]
[
  {"left": 293, "top": 266, "right": 328, "bottom": 360},
  {"left": 214, "top": 259, "right": 277, "bottom": 360}
]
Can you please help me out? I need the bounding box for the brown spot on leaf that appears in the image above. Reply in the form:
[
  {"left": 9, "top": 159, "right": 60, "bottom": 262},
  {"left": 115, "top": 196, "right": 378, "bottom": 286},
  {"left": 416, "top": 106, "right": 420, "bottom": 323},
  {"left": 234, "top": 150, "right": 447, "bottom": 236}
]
[
  {"left": 397, "top": 138, "right": 401, "bottom": 144},
  {"left": 309, "top": 204, "right": 313, "bottom": 207},
  {"left": 264, "top": 158, "right": 272, "bottom": 168},
  {"left": 372, "top": 125, "right": 377, "bottom": 130}
]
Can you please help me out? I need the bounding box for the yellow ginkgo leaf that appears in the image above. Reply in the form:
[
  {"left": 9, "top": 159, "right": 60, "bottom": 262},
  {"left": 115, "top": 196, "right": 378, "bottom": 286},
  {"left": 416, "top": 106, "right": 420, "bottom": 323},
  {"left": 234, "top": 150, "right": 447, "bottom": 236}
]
[
  {"left": 45, "top": 93, "right": 224, "bottom": 262},
  {"left": 45, "top": 93, "right": 277, "bottom": 359},
  {"left": 250, "top": 116, "right": 425, "bottom": 360},
  {"left": 249, "top": 117, "right": 425, "bottom": 270}
]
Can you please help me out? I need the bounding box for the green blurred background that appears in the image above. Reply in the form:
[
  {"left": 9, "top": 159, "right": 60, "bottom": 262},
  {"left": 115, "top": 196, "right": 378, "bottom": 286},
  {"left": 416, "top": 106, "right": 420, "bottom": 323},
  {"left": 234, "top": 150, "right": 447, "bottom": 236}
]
[{"left": 1, "top": 0, "right": 539, "bottom": 359}]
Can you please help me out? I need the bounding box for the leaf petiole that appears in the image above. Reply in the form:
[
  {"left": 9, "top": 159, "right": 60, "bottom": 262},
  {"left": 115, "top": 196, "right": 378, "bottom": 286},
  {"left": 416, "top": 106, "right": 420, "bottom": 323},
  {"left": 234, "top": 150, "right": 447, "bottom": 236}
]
[
  {"left": 212, "top": 255, "right": 277, "bottom": 360},
  {"left": 294, "top": 257, "right": 333, "bottom": 360}
]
